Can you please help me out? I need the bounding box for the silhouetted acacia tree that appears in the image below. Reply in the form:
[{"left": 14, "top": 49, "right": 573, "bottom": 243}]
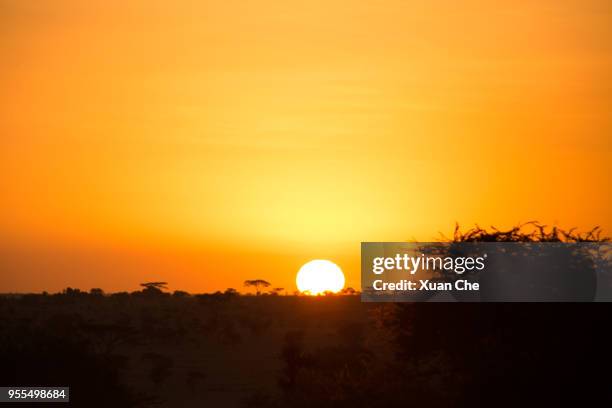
[
  {"left": 140, "top": 282, "right": 168, "bottom": 295},
  {"left": 391, "top": 223, "right": 612, "bottom": 406},
  {"left": 243, "top": 279, "right": 271, "bottom": 295}
]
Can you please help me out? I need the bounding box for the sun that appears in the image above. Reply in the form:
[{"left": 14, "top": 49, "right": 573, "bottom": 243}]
[{"left": 296, "top": 260, "right": 345, "bottom": 295}]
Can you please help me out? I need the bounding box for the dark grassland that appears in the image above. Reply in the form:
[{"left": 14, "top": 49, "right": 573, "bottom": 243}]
[{"left": 2, "top": 292, "right": 611, "bottom": 407}]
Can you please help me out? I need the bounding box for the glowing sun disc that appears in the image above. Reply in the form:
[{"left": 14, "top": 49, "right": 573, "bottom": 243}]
[{"left": 296, "top": 260, "right": 345, "bottom": 295}]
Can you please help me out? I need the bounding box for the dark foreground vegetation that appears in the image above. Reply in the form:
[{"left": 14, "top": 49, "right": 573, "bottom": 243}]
[{"left": 1, "top": 224, "right": 610, "bottom": 407}]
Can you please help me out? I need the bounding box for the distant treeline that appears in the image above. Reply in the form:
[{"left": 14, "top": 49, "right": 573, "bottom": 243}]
[{"left": 2, "top": 283, "right": 359, "bottom": 299}]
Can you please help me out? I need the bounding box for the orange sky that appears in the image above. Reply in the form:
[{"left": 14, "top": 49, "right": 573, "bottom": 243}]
[{"left": 1, "top": 0, "right": 611, "bottom": 293}]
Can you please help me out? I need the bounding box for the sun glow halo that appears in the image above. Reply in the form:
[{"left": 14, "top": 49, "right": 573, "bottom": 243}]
[{"left": 296, "top": 260, "right": 345, "bottom": 295}]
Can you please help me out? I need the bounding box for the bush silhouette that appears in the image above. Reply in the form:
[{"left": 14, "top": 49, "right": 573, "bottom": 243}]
[{"left": 244, "top": 279, "right": 271, "bottom": 295}]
